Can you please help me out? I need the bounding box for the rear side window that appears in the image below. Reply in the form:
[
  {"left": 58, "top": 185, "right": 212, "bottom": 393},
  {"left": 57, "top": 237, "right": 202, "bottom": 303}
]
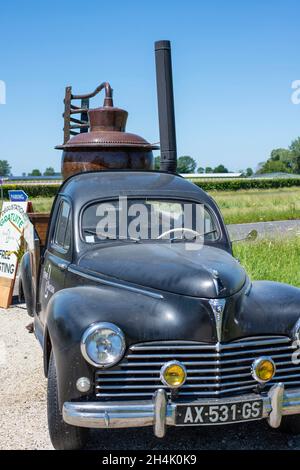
[{"left": 53, "top": 200, "right": 71, "bottom": 250}]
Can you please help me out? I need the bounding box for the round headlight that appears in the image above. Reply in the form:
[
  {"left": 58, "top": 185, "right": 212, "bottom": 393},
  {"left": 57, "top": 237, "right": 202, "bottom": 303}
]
[
  {"left": 251, "top": 356, "right": 276, "bottom": 383},
  {"left": 160, "top": 361, "right": 187, "bottom": 388},
  {"left": 81, "top": 322, "right": 125, "bottom": 368}
]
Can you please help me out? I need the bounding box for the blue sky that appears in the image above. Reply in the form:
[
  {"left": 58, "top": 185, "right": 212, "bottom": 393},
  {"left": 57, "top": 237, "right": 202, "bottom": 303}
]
[{"left": 1, "top": 0, "right": 300, "bottom": 175}]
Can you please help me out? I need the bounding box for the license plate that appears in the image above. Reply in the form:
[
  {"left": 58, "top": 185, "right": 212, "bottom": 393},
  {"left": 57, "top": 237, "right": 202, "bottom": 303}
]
[{"left": 176, "top": 399, "right": 263, "bottom": 425}]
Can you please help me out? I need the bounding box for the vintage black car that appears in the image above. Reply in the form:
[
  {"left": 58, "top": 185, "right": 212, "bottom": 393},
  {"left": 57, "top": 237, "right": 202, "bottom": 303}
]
[{"left": 20, "top": 169, "right": 300, "bottom": 450}]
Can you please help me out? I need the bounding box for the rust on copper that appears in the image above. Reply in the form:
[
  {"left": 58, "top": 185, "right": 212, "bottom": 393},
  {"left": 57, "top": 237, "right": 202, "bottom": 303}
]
[{"left": 57, "top": 82, "right": 158, "bottom": 179}]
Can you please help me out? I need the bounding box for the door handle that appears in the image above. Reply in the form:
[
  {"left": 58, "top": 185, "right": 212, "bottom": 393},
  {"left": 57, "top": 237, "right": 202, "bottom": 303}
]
[{"left": 57, "top": 262, "right": 68, "bottom": 271}]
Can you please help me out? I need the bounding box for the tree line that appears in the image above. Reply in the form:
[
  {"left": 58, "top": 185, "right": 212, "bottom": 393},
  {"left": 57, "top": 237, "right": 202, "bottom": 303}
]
[
  {"left": 1, "top": 135, "right": 300, "bottom": 177},
  {"left": 0, "top": 164, "right": 59, "bottom": 177},
  {"left": 154, "top": 156, "right": 253, "bottom": 176},
  {"left": 256, "top": 137, "right": 300, "bottom": 174},
  {"left": 154, "top": 135, "right": 300, "bottom": 175}
]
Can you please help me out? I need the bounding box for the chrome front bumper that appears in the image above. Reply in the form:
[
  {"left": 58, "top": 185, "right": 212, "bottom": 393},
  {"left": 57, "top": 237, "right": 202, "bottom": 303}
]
[{"left": 63, "top": 383, "right": 300, "bottom": 438}]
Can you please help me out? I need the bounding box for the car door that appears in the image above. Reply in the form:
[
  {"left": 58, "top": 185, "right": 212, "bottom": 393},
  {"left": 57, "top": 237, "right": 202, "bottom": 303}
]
[{"left": 38, "top": 198, "right": 72, "bottom": 325}]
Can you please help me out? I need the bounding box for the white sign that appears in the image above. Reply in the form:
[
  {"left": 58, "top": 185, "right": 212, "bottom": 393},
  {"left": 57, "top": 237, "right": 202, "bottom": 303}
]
[{"left": 0, "top": 202, "right": 28, "bottom": 279}]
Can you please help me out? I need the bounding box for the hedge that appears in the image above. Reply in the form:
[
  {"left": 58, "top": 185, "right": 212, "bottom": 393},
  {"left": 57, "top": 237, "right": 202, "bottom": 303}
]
[
  {"left": 191, "top": 177, "right": 300, "bottom": 191},
  {"left": 1, "top": 184, "right": 61, "bottom": 198},
  {"left": 1, "top": 177, "right": 300, "bottom": 198}
]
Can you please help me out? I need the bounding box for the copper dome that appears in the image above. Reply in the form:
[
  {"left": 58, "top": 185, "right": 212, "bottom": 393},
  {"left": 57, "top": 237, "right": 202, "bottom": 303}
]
[{"left": 57, "top": 82, "right": 158, "bottom": 179}]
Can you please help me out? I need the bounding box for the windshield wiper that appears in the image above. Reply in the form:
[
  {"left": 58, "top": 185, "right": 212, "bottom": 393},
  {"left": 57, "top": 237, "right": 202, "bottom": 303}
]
[
  {"left": 83, "top": 229, "right": 141, "bottom": 243},
  {"left": 170, "top": 229, "right": 218, "bottom": 243}
]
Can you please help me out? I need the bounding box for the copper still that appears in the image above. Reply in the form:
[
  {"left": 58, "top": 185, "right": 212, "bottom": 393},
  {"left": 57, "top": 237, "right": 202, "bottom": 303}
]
[{"left": 56, "top": 82, "right": 158, "bottom": 180}]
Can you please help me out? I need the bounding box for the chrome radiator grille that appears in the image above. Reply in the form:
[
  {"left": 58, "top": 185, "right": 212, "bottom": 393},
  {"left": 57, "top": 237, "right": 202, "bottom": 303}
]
[{"left": 95, "top": 336, "right": 300, "bottom": 400}]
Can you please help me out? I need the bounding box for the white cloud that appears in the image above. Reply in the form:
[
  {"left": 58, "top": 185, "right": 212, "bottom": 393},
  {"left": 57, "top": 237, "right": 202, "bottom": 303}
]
[{"left": 0, "top": 80, "right": 6, "bottom": 105}]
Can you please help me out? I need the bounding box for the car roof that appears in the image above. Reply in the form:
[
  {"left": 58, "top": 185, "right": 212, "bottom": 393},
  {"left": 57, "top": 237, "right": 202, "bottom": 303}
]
[{"left": 59, "top": 170, "right": 213, "bottom": 205}]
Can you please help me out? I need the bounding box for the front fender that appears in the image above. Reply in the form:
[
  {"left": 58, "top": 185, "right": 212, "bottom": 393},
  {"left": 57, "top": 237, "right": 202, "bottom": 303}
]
[
  {"left": 224, "top": 280, "right": 300, "bottom": 338},
  {"left": 45, "top": 283, "right": 217, "bottom": 406}
]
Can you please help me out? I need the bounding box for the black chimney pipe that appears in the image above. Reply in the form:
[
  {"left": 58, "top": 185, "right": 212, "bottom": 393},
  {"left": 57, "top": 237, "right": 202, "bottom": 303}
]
[{"left": 155, "top": 40, "right": 177, "bottom": 173}]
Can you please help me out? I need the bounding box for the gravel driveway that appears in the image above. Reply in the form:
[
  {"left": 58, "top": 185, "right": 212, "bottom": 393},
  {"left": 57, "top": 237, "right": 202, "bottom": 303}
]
[{"left": 1, "top": 305, "right": 300, "bottom": 450}]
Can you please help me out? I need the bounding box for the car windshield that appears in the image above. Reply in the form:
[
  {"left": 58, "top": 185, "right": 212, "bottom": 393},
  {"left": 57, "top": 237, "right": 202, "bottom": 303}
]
[{"left": 82, "top": 198, "right": 219, "bottom": 243}]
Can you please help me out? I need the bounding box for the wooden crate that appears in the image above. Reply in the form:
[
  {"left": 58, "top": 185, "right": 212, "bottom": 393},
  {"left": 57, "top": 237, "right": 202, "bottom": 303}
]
[{"left": 27, "top": 213, "right": 50, "bottom": 246}]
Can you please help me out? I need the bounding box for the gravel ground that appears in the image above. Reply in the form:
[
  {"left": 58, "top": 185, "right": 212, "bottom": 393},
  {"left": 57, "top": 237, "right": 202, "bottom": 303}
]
[
  {"left": 1, "top": 306, "right": 300, "bottom": 450},
  {"left": 0, "top": 306, "right": 51, "bottom": 450}
]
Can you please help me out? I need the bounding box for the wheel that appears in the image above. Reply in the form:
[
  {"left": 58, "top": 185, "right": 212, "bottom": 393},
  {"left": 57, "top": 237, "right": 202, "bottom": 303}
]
[
  {"left": 47, "top": 352, "right": 89, "bottom": 450},
  {"left": 277, "top": 415, "right": 300, "bottom": 435},
  {"left": 18, "top": 279, "right": 25, "bottom": 304}
]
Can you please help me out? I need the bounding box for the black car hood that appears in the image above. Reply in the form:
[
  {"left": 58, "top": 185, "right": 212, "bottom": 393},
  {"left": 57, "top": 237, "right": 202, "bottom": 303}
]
[{"left": 77, "top": 243, "right": 246, "bottom": 298}]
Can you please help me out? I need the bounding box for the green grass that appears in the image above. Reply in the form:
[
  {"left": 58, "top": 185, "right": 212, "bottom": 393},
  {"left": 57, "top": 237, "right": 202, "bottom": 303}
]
[
  {"left": 234, "top": 237, "right": 300, "bottom": 287},
  {"left": 1, "top": 187, "right": 300, "bottom": 225},
  {"left": 210, "top": 187, "right": 300, "bottom": 224},
  {"left": 27, "top": 197, "right": 52, "bottom": 212}
]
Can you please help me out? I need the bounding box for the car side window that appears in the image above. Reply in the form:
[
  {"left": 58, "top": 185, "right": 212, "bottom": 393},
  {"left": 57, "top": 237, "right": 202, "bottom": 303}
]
[
  {"left": 53, "top": 200, "right": 71, "bottom": 251},
  {"left": 64, "top": 214, "right": 71, "bottom": 250}
]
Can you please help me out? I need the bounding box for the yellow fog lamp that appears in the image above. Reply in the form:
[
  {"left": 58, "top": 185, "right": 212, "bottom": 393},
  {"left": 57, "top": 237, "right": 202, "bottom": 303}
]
[
  {"left": 160, "top": 361, "right": 187, "bottom": 388},
  {"left": 251, "top": 356, "right": 276, "bottom": 383}
]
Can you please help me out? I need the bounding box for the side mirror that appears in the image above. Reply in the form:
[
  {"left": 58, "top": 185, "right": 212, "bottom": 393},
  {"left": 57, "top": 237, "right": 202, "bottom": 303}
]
[
  {"left": 231, "top": 229, "right": 258, "bottom": 243},
  {"left": 246, "top": 229, "right": 258, "bottom": 242}
]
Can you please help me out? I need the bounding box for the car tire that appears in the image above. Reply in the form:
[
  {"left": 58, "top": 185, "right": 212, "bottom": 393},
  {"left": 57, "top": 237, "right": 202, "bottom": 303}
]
[
  {"left": 47, "top": 352, "right": 89, "bottom": 450},
  {"left": 278, "top": 415, "right": 300, "bottom": 435},
  {"left": 19, "top": 279, "right": 34, "bottom": 317}
]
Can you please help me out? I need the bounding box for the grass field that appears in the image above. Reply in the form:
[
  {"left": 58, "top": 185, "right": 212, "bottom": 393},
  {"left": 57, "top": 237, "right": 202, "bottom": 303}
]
[
  {"left": 2, "top": 186, "right": 298, "bottom": 225},
  {"left": 211, "top": 187, "right": 300, "bottom": 224},
  {"left": 234, "top": 237, "right": 300, "bottom": 287}
]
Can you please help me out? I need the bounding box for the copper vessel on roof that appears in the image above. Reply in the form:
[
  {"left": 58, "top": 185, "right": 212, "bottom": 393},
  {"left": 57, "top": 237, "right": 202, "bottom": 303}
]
[{"left": 57, "top": 82, "right": 157, "bottom": 180}]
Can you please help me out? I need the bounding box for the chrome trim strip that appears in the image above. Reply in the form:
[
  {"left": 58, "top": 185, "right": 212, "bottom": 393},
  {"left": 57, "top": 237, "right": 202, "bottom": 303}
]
[
  {"left": 127, "top": 347, "right": 294, "bottom": 359},
  {"left": 97, "top": 364, "right": 300, "bottom": 376},
  {"left": 276, "top": 360, "right": 300, "bottom": 366},
  {"left": 121, "top": 355, "right": 294, "bottom": 367},
  {"left": 197, "top": 384, "right": 257, "bottom": 394},
  {"left": 95, "top": 387, "right": 258, "bottom": 398},
  {"left": 96, "top": 371, "right": 254, "bottom": 381},
  {"left": 68, "top": 266, "right": 164, "bottom": 300},
  {"left": 95, "top": 365, "right": 253, "bottom": 374},
  {"left": 130, "top": 337, "right": 291, "bottom": 350},
  {"left": 130, "top": 343, "right": 217, "bottom": 351},
  {"left": 231, "top": 335, "right": 289, "bottom": 342},
  {"left": 96, "top": 379, "right": 258, "bottom": 390},
  {"left": 276, "top": 366, "right": 300, "bottom": 372}
]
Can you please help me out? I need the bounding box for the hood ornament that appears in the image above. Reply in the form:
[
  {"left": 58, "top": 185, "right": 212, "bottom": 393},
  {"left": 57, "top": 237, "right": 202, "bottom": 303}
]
[
  {"left": 207, "top": 268, "right": 224, "bottom": 296},
  {"left": 209, "top": 299, "right": 226, "bottom": 342}
]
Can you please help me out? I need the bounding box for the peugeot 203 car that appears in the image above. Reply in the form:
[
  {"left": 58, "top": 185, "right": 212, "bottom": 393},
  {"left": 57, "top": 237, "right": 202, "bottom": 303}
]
[{"left": 20, "top": 170, "right": 300, "bottom": 450}]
